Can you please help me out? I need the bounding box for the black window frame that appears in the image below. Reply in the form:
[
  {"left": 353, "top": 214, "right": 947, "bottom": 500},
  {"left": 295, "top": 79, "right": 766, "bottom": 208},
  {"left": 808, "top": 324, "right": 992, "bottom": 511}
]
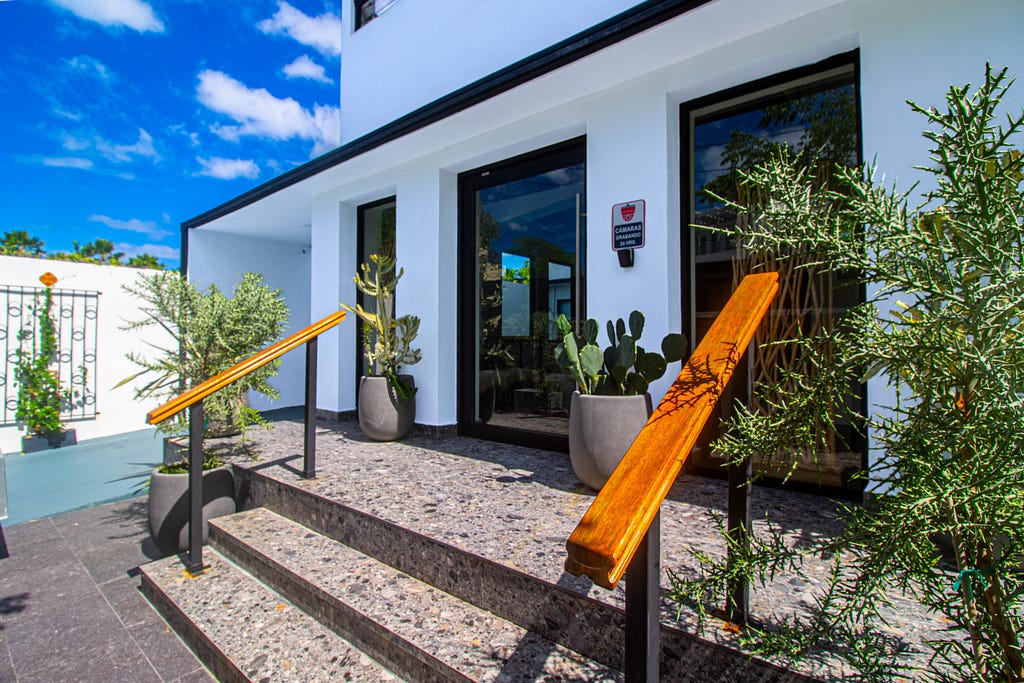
[
  {"left": 679, "top": 50, "right": 867, "bottom": 501},
  {"left": 456, "top": 136, "right": 587, "bottom": 453}
]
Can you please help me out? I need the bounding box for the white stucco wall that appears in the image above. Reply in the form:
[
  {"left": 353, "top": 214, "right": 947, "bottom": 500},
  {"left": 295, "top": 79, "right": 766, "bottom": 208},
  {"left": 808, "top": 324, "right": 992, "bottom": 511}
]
[
  {"left": 339, "top": 0, "right": 642, "bottom": 142},
  {"left": 0, "top": 255, "right": 173, "bottom": 453},
  {"left": 186, "top": 231, "right": 313, "bottom": 412}
]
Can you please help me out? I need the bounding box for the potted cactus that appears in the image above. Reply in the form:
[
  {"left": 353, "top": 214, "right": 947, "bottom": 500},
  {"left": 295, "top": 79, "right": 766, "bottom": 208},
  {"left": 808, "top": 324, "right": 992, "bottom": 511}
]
[
  {"left": 554, "top": 311, "right": 686, "bottom": 489},
  {"left": 341, "top": 254, "right": 422, "bottom": 440}
]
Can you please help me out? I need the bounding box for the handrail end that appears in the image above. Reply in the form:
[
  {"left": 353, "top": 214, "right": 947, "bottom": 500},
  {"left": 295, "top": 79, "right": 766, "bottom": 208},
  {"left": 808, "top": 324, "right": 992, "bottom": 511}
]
[{"left": 565, "top": 542, "right": 619, "bottom": 590}]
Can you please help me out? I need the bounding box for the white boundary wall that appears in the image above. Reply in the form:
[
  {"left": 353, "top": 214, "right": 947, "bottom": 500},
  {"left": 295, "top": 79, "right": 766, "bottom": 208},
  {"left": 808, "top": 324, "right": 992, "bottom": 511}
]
[{"left": 0, "top": 255, "right": 173, "bottom": 453}]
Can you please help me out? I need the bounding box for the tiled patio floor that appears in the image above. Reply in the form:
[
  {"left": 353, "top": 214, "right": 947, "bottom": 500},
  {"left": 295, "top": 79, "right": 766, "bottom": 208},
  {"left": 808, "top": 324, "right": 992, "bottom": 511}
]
[{"left": 0, "top": 498, "right": 212, "bottom": 683}]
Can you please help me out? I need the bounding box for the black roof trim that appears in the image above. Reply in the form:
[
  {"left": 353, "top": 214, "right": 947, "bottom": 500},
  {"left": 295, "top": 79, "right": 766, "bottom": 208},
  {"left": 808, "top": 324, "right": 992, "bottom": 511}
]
[{"left": 183, "top": 0, "right": 714, "bottom": 230}]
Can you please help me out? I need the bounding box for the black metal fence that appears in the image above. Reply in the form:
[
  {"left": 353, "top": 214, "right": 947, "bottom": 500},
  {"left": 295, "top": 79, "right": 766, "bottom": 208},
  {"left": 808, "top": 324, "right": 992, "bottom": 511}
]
[{"left": 1, "top": 285, "right": 99, "bottom": 426}]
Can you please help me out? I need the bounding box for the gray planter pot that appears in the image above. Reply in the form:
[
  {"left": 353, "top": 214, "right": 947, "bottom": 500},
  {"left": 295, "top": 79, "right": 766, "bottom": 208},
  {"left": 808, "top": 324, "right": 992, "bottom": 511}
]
[
  {"left": 568, "top": 391, "right": 653, "bottom": 490},
  {"left": 21, "top": 429, "right": 77, "bottom": 453},
  {"left": 358, "top": 374, "right": 416, "bottom": 441},
  {"left": 148, "top": 465, "right": 236, "bottom": 555}
]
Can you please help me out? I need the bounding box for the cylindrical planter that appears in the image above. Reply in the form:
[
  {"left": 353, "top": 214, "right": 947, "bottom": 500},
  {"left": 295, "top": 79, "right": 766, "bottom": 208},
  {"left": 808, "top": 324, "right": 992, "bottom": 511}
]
[
  {"left": 148, "top": 465, "right": 236, "bottom": 555},
  {"left": 568, "top": 391, "right": 653, "bottom": 490},
  {"left": 358, "top": 374, "right": 416, "bottom": 441}
]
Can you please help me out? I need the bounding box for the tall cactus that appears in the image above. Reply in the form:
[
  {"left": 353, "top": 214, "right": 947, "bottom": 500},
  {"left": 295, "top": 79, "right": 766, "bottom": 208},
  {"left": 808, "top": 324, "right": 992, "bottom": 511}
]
[
  {"left": 341, "top": 254, "right": 421, "bottom": 394},
  {"left": 554, "top": 310, "right": 686, "bottom": 395}
]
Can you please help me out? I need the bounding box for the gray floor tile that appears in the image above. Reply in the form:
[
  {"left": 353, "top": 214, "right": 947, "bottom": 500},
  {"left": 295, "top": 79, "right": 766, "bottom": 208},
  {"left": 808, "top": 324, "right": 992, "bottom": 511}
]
[
  {"left": 170, "top": 667, "right": 217, "bottom": 683},
  {"left": 15, "top": 637, "right": 160, "bottom": 683},
  {"left": 98, "top": 575, "right": 153, "bottom": 628},
  {"left": 130, "top": 614, "right": 214, "bottom": 682}
]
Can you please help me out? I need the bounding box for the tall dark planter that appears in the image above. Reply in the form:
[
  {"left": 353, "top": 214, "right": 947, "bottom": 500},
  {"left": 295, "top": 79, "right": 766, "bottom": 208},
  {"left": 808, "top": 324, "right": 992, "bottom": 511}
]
[
  {"left": 568, "top": 392, "right": 653, "bottom": 490},
  {"left": 148, "top": 465, "right": 236, "bottom": 555},
  {"left": 358, "top": 375, "right": 415, "bottom": 441}
]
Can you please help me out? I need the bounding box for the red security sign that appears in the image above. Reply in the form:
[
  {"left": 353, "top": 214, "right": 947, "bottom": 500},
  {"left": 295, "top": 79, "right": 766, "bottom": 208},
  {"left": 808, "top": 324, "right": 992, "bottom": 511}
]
[{"left": 611, "top": 200, "right": 645, "bottom": 250}]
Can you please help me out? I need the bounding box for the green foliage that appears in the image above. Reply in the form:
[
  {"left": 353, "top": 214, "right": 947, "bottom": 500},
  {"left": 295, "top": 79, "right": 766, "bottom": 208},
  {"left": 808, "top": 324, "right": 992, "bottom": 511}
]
[
  {"left": 340, "top": 253, "right": 421, "bottom": 398},
  {"left": 125, "top": 253, "right": 164, "bottom": 269},
  {"left": 119, "top": 271, "right": 289, "bottom": 437},
  {"left": 14, "top": 287, "right": 72, "bottom": 438},
  {"left": 158, "top": 453, "right": 225, "bottom": 474},
  {"left": 553, "top": 310, "right": 686, "bottom": 395},
  {"left": 671, "top": 66, "right": 1024, "bottom": 681},
  {"left": 1, "top": 230, "right": 45, "bottom": 256}
]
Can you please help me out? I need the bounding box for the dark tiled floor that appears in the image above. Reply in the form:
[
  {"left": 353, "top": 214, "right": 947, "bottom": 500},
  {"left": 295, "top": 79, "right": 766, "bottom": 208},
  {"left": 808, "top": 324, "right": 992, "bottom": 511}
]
[{"left": 0, "top": 497, "right": 213, "bottom": 682}]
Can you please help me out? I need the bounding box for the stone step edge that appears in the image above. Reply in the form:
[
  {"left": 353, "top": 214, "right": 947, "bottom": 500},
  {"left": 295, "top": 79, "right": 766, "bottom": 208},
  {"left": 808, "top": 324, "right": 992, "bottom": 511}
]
[
  {"left": 140, "top": 560, "right": 253, "bottom": 683},
  {"left": 209, "top": 512, "right": 473, "bottom": 683},
  {"left": 235, "top": 462, "right": 822, "bottom": 682}
]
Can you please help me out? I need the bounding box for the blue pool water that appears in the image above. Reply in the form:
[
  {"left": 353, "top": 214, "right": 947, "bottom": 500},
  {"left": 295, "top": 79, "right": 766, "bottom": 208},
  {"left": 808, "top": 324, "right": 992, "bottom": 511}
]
[{"left": 1, "top": 428, "right": 163, "bottom": 526}]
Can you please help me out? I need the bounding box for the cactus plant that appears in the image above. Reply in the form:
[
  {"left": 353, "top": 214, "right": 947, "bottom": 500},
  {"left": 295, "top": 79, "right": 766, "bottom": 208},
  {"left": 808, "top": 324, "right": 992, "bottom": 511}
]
[
  {"left": 554, "top": 310, "right": 686, "bottom": 396},
  {"left": 341, "top": 253, "right": 421, "bottom": 397}
]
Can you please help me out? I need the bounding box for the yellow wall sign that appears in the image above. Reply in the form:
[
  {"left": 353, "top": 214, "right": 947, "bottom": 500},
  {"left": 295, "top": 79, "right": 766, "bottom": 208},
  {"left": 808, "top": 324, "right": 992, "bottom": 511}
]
[{"left": 39, "top": 272, "right": 58, "bottom": 287}]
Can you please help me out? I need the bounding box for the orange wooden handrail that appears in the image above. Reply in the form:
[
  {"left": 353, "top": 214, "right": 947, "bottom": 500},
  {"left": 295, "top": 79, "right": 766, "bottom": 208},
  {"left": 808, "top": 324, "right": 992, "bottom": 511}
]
[
  {"left": 564, "top": 272, "right": 779, "bottom": 589},
  {"left": 147, "top": 310, "right": 346, "bottom": 425}
]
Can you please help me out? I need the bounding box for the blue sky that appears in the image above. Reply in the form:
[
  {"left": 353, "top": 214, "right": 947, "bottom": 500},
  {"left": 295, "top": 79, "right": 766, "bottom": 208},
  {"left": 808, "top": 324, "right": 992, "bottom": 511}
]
[{"left": 0, "top": 0, "right": 344, "bottom": 268}]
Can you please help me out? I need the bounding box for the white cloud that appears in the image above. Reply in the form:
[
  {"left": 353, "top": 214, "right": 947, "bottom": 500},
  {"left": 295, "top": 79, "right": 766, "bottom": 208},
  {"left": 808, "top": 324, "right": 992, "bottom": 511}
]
[
  {"left": 88, "top": 214, "right": 170, "bottom": 240},
  {"left": 40, "top": 156, "right": 93, "bottom": 169},
  {"left": 65, "top": 55, "right": 114, "bottom": 83},
  {"left": 98, "top": 128, "right": 160, "bottom": 163},
  {"left": 282, "top": 55, "right": 331, "bottom": 84},
  {"left": 196, "top": 157, "right": 260, "bottom": 180},
  {"left": 50, "top": 0, "right": 164, "bottom": 32},
  {"left": 258, "top": 1, "right": 341, "bottom": 57},
  {"left": 196, "top": 70, "right": 339, "bottom": 157},
  {"left": 61, "top": 128, "right": 161, "bottom": 164},
  {"left": 113, "top": 242, "right": 180, "bottom": 260}
]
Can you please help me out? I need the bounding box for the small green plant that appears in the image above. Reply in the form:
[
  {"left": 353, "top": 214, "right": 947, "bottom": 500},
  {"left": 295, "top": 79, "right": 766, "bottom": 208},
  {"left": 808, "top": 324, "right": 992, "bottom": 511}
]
[
  {"left": 341, "top": 253, "right": 421, "bottom": 398},
  {"left": 119, "top": 271, "right": 289, "bottom": 438},
  {"left": 553, "top": 310, "right": 686, "bottom": 395},
  {"left": 14, "top": 286, "right": 73, "bottom": 441}
]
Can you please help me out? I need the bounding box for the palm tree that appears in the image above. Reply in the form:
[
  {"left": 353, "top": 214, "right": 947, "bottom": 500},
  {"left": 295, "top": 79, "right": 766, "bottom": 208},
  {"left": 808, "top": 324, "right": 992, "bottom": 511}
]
[{"left": 1, "top": 230, "right": 45, "bottom": 256}]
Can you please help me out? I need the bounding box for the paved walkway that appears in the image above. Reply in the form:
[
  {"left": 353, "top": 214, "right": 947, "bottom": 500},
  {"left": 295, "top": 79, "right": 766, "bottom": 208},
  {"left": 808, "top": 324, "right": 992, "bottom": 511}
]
[
  {"left": 0, "top": 497, "right": 212, "bottom": 682},
  {"left": 2, "top": 428, "right": 163, "bottom": 526}
]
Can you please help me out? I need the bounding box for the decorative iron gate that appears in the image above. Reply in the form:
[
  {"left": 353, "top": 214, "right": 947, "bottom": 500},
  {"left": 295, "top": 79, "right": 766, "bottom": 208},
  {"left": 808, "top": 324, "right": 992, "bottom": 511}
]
[{"left": 1, "top": 285, "right": 99, "bottom": 426}]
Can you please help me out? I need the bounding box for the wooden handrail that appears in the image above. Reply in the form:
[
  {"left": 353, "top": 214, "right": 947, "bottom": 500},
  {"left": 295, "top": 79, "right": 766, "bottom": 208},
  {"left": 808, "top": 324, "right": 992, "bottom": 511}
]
[
  {"left": 564, "top": 272, "right": 779, "bottom": 589},
  {"left": 147, "top": 310, "right": 346, "bottom": 425}
]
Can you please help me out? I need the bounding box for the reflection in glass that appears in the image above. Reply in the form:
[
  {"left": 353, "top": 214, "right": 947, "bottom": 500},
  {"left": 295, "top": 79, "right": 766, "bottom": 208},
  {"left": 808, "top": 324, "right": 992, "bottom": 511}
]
[
  {"left": 690, "top": 70, "right": 862, "bottom": 489},
  {"left": 475, "top": 163, "right": 585, "bottom": 434}
]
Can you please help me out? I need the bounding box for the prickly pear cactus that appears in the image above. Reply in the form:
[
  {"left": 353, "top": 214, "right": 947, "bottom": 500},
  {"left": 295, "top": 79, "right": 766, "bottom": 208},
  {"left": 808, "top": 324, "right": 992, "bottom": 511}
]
[{"left": 554, "top": 310, "right": 686, "bottom": 395}]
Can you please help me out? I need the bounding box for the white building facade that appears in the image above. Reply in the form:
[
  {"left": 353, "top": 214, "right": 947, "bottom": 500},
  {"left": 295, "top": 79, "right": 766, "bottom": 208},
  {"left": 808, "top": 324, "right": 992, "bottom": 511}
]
[{"left": 184, "top": 0, "right": 1024, "bottom": 496}]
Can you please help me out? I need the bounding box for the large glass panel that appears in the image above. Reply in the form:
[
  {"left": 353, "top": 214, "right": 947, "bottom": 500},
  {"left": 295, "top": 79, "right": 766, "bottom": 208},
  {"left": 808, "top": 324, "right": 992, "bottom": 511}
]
[
  {"left": 474, "top": 161, "right": 585, "bottom": 436},
  {"left": 689, "top": 66, "right": 863, "bottom": 491},
  {"left": 357, "top": 199, "right": 396, "bottom": 382}
]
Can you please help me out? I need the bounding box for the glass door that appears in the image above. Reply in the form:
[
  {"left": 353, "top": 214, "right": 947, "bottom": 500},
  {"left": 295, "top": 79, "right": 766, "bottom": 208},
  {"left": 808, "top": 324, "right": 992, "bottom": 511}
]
[{"left": 458, "top": 139, "right": 585, "bottom": 449}]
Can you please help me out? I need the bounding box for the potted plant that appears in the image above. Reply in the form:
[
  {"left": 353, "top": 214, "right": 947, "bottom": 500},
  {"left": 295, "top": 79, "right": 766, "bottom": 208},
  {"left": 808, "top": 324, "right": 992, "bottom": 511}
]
[
  {"left": 118, "top": 271, "right": 289, "bottom": 553},
  {"left": 14, "top": 283, "right": 78, "bottom": 452},
  {"left": 554, "top": 311, "right": 686, "bottom": 489},
  {"left": 341, "top": 253, "right": 421, "bottom": 440}
]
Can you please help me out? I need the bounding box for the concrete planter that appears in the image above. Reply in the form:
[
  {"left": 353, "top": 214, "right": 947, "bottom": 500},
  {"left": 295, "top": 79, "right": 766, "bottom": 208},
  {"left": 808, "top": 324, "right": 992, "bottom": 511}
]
[
  {"left": 568, "top": 392, "right": 652, "bottom": 490},
  {"left": 358, "top": 375, "right": 415, "bottom": 441},
  {"left": 21, "top": 429, "right": 77, "bottom": 453},
  {"left": 148, "top": 465, "right": 236, "bottom": 555}
]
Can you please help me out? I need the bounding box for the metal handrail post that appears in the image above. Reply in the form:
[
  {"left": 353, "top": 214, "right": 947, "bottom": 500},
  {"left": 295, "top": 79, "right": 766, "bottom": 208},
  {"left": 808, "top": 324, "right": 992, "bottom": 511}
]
[
  {"left": 624, "top": 511, "right": 660, "bottom": 682},
  {"left": 303, "top": 337, "right": 318, "bottom": 479},
  {"left": 187, "top": 401, "right": 204, "bottom": 574}
]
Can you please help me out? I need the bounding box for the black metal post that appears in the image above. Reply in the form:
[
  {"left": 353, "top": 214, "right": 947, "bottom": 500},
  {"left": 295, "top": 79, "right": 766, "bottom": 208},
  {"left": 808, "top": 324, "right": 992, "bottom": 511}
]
[
  {"left": 303, "top": 337, "right": 318, "bottom": 479},
  {"left": 726, "top": 455, "right": 752, "bottom": 624},
  {"left": 187, "top": 401, "right": 204, "bottom": 574},
  {"left": 624, "top": 511, "right": 660, "bottom": 683}
]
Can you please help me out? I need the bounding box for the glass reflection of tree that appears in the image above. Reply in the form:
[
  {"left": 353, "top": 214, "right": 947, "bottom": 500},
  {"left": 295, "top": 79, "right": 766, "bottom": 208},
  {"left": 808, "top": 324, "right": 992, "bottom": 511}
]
[{"left": 699, "top": 84, "right": 857, "bottom": 456}]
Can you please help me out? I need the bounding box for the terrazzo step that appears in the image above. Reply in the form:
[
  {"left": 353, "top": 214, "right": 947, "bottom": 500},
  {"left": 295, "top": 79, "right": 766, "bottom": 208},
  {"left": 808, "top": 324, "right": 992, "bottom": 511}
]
[
  {"left": 140, "top": 550, "right": 399, "bottom": 683},
  {"left": 209, "top": 506, "right": 624, "bottom": 682}
]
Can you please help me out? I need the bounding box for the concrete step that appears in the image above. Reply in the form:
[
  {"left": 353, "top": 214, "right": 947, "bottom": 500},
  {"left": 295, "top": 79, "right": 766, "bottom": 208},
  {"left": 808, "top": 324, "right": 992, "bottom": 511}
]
[
  {"left": 233, "top": 462, "right": 807, "bottom": 682},
  {"left": 210, "top": 507, "right": 623, "bottom": 682},
  {"left": 140, "top": 549, "right": 399, "bottom": 683}
]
